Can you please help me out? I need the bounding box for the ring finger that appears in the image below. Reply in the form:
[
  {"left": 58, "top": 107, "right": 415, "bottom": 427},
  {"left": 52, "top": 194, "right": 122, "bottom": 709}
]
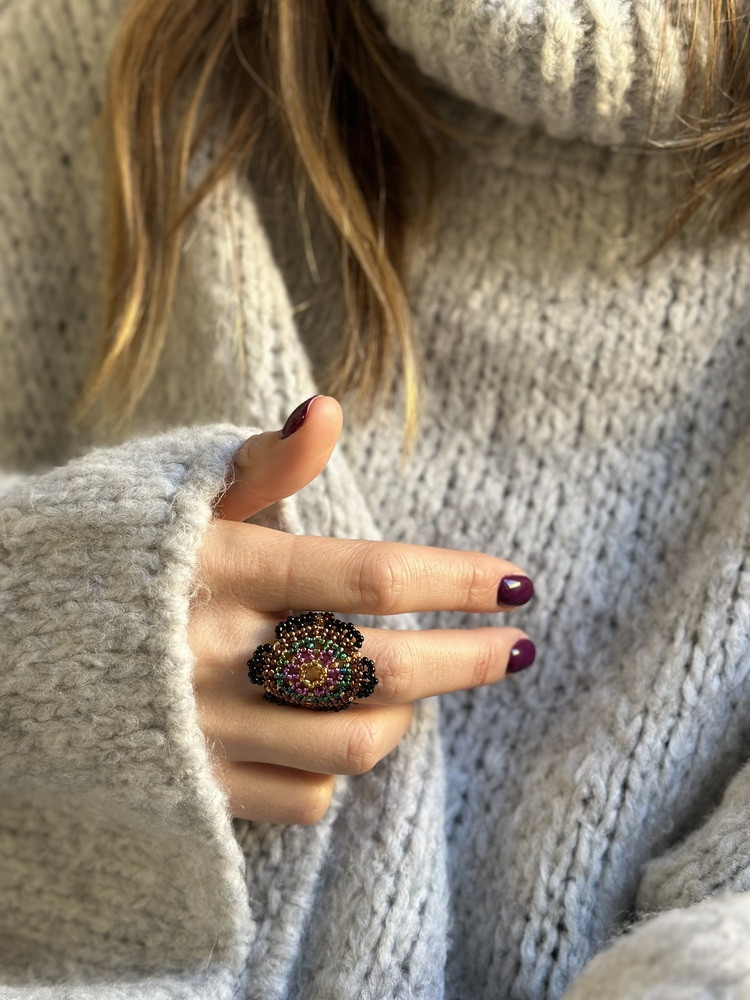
[
  {"left": 199, "top": 620, "right": 535, "bottom": 704},
  {"left": 357, "top": 624, "right": 534, "bottom": 704},
  {"left": 204, "top": 625, "right": 533, "bottom": 774}
]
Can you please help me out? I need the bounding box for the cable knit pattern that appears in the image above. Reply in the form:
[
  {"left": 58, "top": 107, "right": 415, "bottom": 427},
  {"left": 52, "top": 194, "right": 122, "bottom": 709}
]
[{"left": 1, "top": 0, "right": 750, "bottom": 998}]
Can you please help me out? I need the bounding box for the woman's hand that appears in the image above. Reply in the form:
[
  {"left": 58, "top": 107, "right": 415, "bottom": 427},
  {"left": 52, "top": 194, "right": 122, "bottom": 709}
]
[{"left": 189, "top": 396, "right": 535, "bottom": 824}]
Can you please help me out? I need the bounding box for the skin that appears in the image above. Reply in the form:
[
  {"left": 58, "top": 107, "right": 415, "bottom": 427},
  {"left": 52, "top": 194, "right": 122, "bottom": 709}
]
[{"left": 188, "top": 396, "right": 532, "bottom": 824}]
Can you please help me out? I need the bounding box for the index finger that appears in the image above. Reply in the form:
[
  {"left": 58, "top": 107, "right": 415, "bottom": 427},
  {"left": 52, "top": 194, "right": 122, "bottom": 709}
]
[{"left": 214, "top": 523, "right": 534, "bottom": 616}]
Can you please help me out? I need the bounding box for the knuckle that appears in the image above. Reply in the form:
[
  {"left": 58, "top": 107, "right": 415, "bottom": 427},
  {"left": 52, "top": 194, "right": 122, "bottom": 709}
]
[
  {"left": 343, "top": 717, "right": 385, "bottom": 775},
  {"left": 461, "top": 560, "right": 493, "bottom": 612},
  {"left": 374, "top": 640, "right": 412, "bottom": 703},
  {"left": 470, "top": 635, "right": 499, "bottom": 689},
  {"left": 292, "top": 778, "right": 335, "bottom": 826},
  {"left": 232, "top": 438, "right": 253, "bottom": 470},
  {"left": 231, "top": 433, "right": 266, "bottom": 474},
  {"left": 352, "top": 543, "right": 406, "bottom": 615}
]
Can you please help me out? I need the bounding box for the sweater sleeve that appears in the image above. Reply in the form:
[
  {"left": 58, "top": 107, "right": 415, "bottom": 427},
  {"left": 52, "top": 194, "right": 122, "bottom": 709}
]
[
  {"left": 562, "top": 754, "right": 750, "bottom": 997},
  {"left": 561, "top": 890, "right": 750, "bottom": 998},
  {"left": 0, "top": 424, "right": 259, "bottom": 995}
]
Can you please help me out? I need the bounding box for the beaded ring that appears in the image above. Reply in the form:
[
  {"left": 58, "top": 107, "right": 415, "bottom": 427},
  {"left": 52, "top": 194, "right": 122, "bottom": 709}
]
[{"left": 247, "top": 611, "right": 378, "bottom": 711}]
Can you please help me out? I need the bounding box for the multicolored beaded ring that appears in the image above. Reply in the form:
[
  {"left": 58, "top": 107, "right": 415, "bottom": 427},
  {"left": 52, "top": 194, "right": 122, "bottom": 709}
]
[{"left": 247, "top": 611, "right": 378, "bottom": 711}]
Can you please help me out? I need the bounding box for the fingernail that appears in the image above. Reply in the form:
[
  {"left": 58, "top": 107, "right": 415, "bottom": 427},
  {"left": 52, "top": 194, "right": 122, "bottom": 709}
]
[
  {"left": 507, "top": 638, "right": 536, "bottom": 674},
  {"left": 497, "top": 575, "right": 534, "bottom": 606},
  {"left": 280, "top": 396, "right": 321, "bottom": 439}
]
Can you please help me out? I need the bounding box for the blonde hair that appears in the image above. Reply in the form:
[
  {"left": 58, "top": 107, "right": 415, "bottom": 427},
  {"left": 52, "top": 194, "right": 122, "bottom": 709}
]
[
  {"left": 72, "top": 0, "right": 750, "bottom": 449},
  {"left": 647, "top": 0, "right": 750, "bottom": 255}
]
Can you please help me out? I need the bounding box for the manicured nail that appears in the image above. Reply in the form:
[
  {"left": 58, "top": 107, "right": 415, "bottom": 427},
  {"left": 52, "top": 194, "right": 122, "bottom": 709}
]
[
  {"left": 497, "top": 575, "right": 534, "bottom": 606},
  {"left": 507, "top": 638, "right": 536, "bottom": 674},
  {"left": 280, "top": 396, "right": 320, "bottom": 439}
]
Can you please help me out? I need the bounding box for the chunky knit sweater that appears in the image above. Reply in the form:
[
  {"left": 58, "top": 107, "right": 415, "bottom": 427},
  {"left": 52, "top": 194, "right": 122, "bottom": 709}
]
[{"left": 2, "top": 0, "right": 750, "bottom": 998}]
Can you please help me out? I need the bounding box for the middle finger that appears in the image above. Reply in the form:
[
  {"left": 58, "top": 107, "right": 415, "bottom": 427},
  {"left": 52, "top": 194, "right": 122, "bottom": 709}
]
[{"left": 201, "top": 625, "right": 534, "bottom": 774}]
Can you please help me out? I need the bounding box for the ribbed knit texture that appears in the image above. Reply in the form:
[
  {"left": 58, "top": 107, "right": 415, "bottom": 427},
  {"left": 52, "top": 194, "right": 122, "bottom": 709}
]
[
  {"left": 367, "top": 0, "right": 690, "bottom": 144},
  {"left": 1, "top": 1, "right": 749, "bottom": 998}
]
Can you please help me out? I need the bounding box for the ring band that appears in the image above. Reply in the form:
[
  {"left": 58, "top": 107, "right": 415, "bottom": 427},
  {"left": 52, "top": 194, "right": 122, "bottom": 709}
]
[{"left": 247, "top": 611, "right": 378, "bottom": 711}]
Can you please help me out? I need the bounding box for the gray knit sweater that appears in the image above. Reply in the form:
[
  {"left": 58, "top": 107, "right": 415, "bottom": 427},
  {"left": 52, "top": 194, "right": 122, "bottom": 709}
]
[{"left": 1, "top": 0, "right": 750, "bottom": 998}]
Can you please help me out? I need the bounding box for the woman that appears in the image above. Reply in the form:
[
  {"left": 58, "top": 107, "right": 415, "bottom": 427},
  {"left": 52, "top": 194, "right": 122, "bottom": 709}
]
[{"left": 1, "top": 0, "right": 749, "bottom": 997}]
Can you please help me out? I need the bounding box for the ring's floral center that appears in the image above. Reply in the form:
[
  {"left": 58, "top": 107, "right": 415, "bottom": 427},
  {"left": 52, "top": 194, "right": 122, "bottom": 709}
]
[
  {"left": 300, "top": 660, "right": 327, "bottom": 688},
  {"left": 247, "top": 610, "right": 378, "bottom": 711}
]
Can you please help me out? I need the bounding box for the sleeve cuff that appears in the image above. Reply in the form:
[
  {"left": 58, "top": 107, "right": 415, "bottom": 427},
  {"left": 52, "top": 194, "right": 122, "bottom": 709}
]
[
  {"left": 562, "top": 891, "right": 750, "bottom": 999},
  {"left": 0, "top": 423, "right": 259, "bottom": 984}
]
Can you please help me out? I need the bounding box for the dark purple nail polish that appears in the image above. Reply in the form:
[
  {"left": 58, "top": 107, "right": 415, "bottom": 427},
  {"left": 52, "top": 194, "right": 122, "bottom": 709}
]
[
  {"left": 280, "top": 396, "right": 321, "bottom": 439},
  {"left": 497, "top": 575, "right": 534, "bottom": 606},
  {"left": 507, "top": 638, "right": 536, "bottom": 674}
]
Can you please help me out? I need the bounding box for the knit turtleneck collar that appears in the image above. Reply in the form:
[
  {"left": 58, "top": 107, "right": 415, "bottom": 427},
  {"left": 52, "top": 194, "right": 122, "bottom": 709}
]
[{"left": 367, "top": 0, "right": 691, "bottom": 146}]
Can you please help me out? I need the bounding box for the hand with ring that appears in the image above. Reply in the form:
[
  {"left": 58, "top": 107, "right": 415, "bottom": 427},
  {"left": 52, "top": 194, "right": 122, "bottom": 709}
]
[{"left": 189, "top": 396, "right": 535, "bottom": 824}]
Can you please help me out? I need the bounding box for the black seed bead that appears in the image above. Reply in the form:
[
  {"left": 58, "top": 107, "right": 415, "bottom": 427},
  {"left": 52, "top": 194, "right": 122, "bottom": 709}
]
[
  {"left": 354, "top": 658, "right": 378, "bottom": 697},
  {"left": 263, "top": 692, "right": 287, "bottom": 706},
  {"left": 247, "top": 655, "right": 266, "bottom": 685}
]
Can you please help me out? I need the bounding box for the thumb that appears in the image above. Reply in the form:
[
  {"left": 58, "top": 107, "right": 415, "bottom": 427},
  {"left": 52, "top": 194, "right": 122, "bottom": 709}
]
[{"left": 212, "top": 395, "right": 343, "bottom": 522}]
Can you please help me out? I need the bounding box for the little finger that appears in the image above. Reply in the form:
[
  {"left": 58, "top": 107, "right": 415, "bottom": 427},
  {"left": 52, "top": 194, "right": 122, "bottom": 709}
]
[
  {"left": 212, "top": 758, "right": 336, "bottom": 824},
  {"left": 213, "top": 700, "right": 414, "bottom": 776}
]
